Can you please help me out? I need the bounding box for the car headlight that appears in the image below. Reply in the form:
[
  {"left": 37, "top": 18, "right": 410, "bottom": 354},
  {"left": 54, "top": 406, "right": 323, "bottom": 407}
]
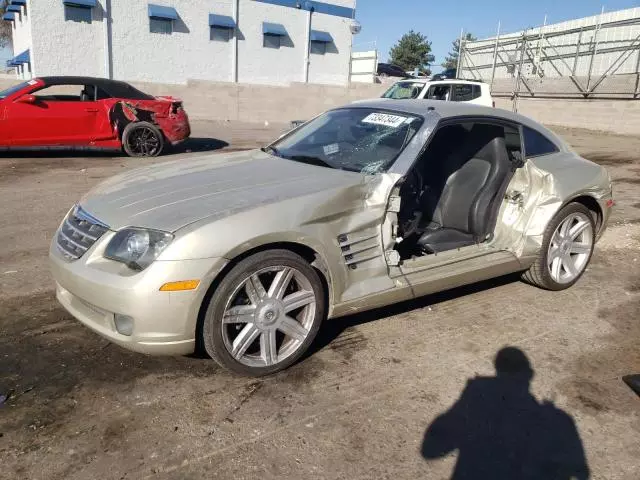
[{"left": 105, "top": 228, "right": 173, "bottom": 271}]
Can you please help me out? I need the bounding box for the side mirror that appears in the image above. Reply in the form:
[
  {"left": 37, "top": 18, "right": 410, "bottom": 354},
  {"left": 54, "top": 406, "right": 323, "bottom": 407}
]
[{"left": 16, "top": 94, "right": 37, "bottom": 104}]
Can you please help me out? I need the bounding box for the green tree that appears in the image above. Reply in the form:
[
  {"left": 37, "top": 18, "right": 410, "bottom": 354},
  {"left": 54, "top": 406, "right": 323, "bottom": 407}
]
[
  {"left": 442, "top": 33, "right": 476, "bottom": 70},
  {"left": 1, "top": 1, "right": 13, "bottom": 49},
  {"left": 389, "top": 30, "right": 435, "bottom": 72}
]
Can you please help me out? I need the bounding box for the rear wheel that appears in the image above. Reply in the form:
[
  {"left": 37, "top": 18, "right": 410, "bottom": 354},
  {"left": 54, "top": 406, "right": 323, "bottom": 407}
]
[
  {"left": 122, "top": 122, "right": 164, "bottom": 157},
  {"left": 522, "top": 202, "right": 595, "bottom": 290},
  {"left": 202, "top": 250, "right": 325, "bottom": 376}
]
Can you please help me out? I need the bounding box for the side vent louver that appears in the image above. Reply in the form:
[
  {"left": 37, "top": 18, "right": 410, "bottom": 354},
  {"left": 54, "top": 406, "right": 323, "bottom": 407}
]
[{"left": 337, "top": 231, "right": 381, "bottom": 270}]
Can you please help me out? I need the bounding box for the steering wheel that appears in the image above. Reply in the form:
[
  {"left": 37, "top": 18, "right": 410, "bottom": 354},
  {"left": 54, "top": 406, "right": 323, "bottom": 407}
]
[{"left": 397, "top": 168, "right": 424, "bottom": 238}]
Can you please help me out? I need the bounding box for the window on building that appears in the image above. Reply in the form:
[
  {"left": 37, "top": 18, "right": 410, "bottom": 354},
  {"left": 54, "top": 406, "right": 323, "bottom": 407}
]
[
  {"left": 263, "top": 33, "right": 281, "bottom": 49},
  {"left": 523, "top": 126, "right": 559, "bottom": 157},
  {"left": 150, "top": 17, "right": 173, "bottom": 35},
  {"left": 211, "top": 26, "right": 232, "bottom": 42},
  {"left": 310, "top": 40, "right": 327, "bottom": 55},
  {"left": 64, "top": 5, "right": 92, "bottom": 24}
]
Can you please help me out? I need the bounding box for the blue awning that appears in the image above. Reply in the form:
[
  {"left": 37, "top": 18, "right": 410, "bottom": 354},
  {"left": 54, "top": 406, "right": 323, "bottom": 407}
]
[
  {"left": 310, "top": 30, "right": 333, "bottom": 43},
  {"left": 263, "top": 22, "right": 287, "bottom": 36},
  {"left": 62, "top": 0, "right": 97, "bottom": 7},
  {"left": 209, "top": 14, "right": 235, "bottom": 28},
  {"left": 7, "top": 5, "right": 22, "bottom": 13},
  {"left": 10, "top": 0, "right": 28, "bottom": 5},
  {"left": 148, "top": 4, "right": 178, "bottom": 20},
  {"left": 6, "top": 50, "right": 30, "bottom": 67},
  {"left": 2, "top": 13, "right": 16, "bottom": 21},
  {"left": 15, "top": 49, "right": 30, "bottom": 64}
]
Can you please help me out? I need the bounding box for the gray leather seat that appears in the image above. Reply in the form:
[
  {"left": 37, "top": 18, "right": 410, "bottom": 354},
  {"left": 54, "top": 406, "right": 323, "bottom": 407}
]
[{"left": 417, "top": 125, "right": 511, "bottom": 254}]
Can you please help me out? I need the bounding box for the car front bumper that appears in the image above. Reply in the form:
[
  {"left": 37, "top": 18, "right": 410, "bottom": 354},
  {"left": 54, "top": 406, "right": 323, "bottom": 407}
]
[{"left": 49, "top": 239, "right": 227, "bottom": 356}]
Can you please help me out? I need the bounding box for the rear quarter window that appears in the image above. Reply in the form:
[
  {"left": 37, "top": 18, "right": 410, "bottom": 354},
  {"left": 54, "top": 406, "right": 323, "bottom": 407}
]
[
  {"left": 453, "top": 84, "right": 474, "bottom": 101},
  {"left": 523, "top": 126, "right": 559, "bottom": 157}
]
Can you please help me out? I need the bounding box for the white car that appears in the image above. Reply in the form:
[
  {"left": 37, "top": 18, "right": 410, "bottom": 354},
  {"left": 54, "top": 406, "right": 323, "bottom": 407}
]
[{"left": 381, "top": 79, "right": 494, "bottom": 107}]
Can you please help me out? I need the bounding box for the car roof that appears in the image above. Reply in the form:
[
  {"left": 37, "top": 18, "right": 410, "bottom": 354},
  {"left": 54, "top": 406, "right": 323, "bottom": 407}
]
[
  {"left": 393, "top": 79, "right": 487, "bottom": 86},
  {"left": 37, "top": 76, "right": 154, "bottom": 100},
  {"left": 337, "top": 99, "right": 567, "bottom": 148}
]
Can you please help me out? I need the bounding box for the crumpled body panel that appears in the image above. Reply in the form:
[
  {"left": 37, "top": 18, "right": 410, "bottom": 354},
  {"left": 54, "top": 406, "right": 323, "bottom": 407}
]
[
  {"left": 493, "top": 152, "right": 612, "bottom": 261},
  {"left": 107, "top": 97, "right": 190, "bottom": 145}
]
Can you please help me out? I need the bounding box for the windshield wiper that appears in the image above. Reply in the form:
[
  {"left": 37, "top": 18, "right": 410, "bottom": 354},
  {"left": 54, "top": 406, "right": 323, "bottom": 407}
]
[
  {"left": 261, "top": 145, "right": 281, "bottom": 157},
  {"left": 286, "top": 155, "right": 336, "bottom": 170}
]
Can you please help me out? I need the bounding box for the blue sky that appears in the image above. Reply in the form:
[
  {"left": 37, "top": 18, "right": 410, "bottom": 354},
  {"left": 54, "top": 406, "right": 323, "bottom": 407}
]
[{"left": 355, "top": 0, "right": 640, "bottom": 71}]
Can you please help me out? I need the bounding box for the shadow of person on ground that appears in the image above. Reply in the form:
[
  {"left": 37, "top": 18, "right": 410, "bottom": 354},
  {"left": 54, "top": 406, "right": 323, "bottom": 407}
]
[{"left": 421, "top": 347, "right": 590, "bottom": 480}]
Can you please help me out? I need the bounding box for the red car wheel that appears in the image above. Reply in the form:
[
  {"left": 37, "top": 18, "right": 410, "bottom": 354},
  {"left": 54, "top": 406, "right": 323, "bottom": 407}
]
[{"left": 122, "top": 122, "right": 165, "bottom": 157}]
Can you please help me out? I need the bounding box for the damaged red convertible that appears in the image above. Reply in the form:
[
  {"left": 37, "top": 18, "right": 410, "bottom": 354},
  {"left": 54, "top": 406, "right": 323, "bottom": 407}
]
[{"left": 0, "top": 76, "right": 190, "bottom": 157}]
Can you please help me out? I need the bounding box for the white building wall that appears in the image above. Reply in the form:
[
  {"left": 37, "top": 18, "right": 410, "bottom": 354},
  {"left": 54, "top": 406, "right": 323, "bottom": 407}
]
[
  {"left": 7, "top": 0, "right": 33, "bottom": 78},
  {"left": 29, "top": 0, "right": 105, "bottom": 77},
  {"left": 110, "top": 0, "right": 235, "bottom": 84},
  {"left": 13, "top": 0, "right": 355, "bottom": 85},
  {"left": 237, "top": 1, "right": 307, "bottom": 85},
  {"left": 307, "top": 11, "right": 353, "bottom": 85},
  {"left": 9, "top": 3, "right": 32, "bottom": 56}
]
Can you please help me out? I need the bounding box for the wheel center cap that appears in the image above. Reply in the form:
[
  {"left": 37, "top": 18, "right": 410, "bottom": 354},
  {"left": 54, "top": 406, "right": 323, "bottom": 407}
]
[
  {"left": 257, "top": 301, "right": 282, "bottom": 328},
  {"left": 561, "top": 240, "right": 571, "bottom": 254}
]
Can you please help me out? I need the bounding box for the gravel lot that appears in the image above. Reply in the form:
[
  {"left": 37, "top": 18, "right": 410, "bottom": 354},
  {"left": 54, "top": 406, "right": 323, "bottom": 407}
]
[{"left": 1, "top": 120, "right": 639, "bottom": 480}]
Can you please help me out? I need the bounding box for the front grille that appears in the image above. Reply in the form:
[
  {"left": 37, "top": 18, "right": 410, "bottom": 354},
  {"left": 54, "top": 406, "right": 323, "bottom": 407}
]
[{"left": 56, "top": 206, "right": 109, "bottom": 260}]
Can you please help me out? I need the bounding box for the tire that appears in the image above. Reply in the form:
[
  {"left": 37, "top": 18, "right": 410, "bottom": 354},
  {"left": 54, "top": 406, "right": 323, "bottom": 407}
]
[
  {"left": 522, "top": 202, "right": 596, "bottom": 290},
  {"left": 122, "top": 121, "right": 164, "bottom": 157},
  {"left": 202, "top": 250, "right": 326, "bottom": 376}
]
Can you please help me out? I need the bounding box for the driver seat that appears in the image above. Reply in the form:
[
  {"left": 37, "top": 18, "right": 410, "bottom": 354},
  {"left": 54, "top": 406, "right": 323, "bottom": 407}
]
[{"left": 416, "top": 125, "right": 511, "bottom": 254}]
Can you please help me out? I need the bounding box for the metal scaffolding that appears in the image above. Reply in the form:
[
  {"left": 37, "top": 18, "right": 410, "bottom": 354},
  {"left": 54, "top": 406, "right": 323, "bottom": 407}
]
[{"left": 457, "top": 7, "right": 640, "bottom": 111}]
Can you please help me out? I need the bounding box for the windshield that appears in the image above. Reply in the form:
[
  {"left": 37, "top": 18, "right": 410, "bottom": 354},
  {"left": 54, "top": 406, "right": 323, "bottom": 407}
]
[
  {"left": 270, "top": 108, "right": 423, "bottom": 174},
  {"left": 382, "top": 81, "right": 425, "bottom": 99},
  {"left": 0, "top": 81, "right": 29, "bottom": 99}
]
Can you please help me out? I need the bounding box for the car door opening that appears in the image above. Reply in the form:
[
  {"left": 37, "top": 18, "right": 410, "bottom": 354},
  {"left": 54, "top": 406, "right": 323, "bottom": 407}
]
[{"left": 395, "top": 121, "right": 523, "bottom": 260}]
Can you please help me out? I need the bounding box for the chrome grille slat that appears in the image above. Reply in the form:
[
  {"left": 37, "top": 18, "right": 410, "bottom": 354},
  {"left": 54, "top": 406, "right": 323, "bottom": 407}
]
[
  {"left": 59, "top": 229, "right": 89, "bottom": 252},
  {"left": 56, "top": 206, "right": 109, "bottom": 261},
  {"left": 64, "top": 217, "right": 98, "bottom": 241}
]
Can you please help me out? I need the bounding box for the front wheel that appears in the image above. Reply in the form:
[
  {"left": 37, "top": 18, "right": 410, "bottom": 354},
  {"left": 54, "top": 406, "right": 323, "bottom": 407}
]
[
  {"left": 202, "top": 250, "right": 325, "bottom": 376},
  {"left": 122, "top": 121, "right": 164, "bottom": 157},
  {"left": 522, "top": 202, "right": 596, "bottom": 290}
]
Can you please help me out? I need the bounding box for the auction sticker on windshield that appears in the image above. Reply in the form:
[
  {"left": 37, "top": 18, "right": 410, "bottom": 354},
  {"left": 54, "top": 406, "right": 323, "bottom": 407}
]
[
  {"left": 323, "top": 143, "right": 340, "bottom": 156},
  {"left": 362, "top": 113, "right": 408, "bottom": 128}
]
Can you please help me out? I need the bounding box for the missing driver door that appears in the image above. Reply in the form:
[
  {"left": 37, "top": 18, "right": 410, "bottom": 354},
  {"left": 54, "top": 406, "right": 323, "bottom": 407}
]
[{"left": 389, "top": 119, "right": 526, "bottom": 297}]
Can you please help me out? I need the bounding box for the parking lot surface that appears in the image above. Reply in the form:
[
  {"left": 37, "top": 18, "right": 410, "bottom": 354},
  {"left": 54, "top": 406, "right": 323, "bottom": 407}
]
[{"left": 1, "top": 120, "right": 639, "bottom": 479}]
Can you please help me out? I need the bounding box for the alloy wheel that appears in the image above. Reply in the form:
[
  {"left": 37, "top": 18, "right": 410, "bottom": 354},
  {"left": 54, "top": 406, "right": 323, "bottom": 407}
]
[
  {"left": 547, "top": 212, "right": 594, "bottom": 284},
  {"left": 221, "top": 266, "right": 317, "bottom": 368},
  {"left": 127, "top": 126, "right": 161, "bottom": 157}
]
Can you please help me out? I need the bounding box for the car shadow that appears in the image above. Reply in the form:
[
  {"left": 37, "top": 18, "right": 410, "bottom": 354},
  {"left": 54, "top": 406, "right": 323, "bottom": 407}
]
[
  {"left": 0, "top": 137, "right": 229, "bottom": 159},
  {"left": 0, "top": 149, "right": 119, "bottom": 159},
  {"left": 421, "top": 346, "right": 590, "bottom": 479},
  {"left": 306, "top": 272, "right": 523, "bottom": 358},
  {"left": 168, "top": 137, "right": 229, "bottom": 154}
]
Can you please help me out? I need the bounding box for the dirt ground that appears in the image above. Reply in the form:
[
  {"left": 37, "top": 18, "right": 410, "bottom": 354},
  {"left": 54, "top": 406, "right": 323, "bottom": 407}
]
[{"left": 0, "top": 120, "right": 639, "bottom": 480}]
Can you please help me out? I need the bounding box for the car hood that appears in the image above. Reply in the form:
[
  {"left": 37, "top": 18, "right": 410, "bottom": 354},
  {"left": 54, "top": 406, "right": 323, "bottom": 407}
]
[{"left": 80, "top": 150, "right": 364, "bottom": 232}]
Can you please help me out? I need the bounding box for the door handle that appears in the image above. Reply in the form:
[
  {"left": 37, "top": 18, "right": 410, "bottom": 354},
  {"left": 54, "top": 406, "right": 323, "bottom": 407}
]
[{"left": 85, "top": 108, "right": 99, "bottom": 113}]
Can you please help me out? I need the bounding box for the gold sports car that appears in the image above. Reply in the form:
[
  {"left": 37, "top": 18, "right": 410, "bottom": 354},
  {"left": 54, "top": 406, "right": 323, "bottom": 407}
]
[{"left": 50, "top": 100, "right": 614, "bottom": 376}]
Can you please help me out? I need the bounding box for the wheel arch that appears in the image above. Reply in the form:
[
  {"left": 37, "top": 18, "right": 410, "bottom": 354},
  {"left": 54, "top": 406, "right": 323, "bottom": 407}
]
[
  {"left": 194, "top": 241, "right": 333, "bottom": 356},
  {"left": 562, "top": 194, "right": 604, "bottom": 234}
]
